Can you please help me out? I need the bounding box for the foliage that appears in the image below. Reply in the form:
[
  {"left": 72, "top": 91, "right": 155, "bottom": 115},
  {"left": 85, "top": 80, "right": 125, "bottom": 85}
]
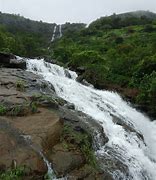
[
  {"left": 0, "top": 103, "right": 38, "bottom": 117},
  {"left": 0, "top": 13, "right": 85, "bottom": 58},
  {"left": 0, "top": 167, "right": 25, "bottom": 180},
  {"left": 70, "top": 50, "right": 104, "bottom": 68},
  {"left": 52, "top": 13, "right": 156, "bottom": 117},
  {"left": 16, "top": 80, "right": 26, "bottom": 92},
  {"left": 136, "top": 71, "right": 156, "bottom": 115},
  {"left": 0, "top": 105, "right": 7, "bottom": 115},
  {"left": 0, "top": 11, "right": 156, "bottom": 116}
]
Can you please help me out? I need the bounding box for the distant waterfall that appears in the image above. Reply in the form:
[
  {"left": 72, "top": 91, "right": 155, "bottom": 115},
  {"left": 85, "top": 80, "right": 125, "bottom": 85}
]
[
  {"left": 27, "top": 59, "right": 156, "bottom": 180},
  {"left": 59, "top": 25, "right": 62, "bottom": 38},
  {"left": 51, "top": 25, "right": 57, "bottom": 42}
]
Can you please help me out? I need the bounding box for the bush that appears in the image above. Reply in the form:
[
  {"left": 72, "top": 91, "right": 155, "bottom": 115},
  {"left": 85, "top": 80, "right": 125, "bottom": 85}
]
[
  {"left": 0, "top": 105, "right": 7, "bottom": 115},
  {"left": 144, "top": 24, "right": 155, "bottom": 32},
  {"left": 70, "top": 50, "right": 104, "bottom": 68},
  {"left": 0, "top": 167, "right": 25, "bottom": 180},
  {"left": 137, "top": 71, "right": 156, "bottom": 116}
]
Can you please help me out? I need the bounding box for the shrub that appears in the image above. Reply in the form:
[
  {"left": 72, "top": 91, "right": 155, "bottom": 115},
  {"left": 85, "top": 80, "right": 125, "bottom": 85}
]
[
  {"left": 0, "top": 105, "right": 7, "bottom": 115},
  {"left": 16, "top": 80, "right": 26, "bottom": 92},
  {"left": 0, "top": 167, "right": 25, "bottom": 180},
  {"left": 70, "top": 50, "right": 104, "bottom": 68}
]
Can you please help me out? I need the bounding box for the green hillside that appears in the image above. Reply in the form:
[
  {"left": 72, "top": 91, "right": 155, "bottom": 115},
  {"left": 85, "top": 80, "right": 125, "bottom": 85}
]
[
  {"left": 0, "top": 11, "right": 155, "bottom": 117},
  {"left": 0, "top": 12, "right": 85, "bottom": 57},
  {"left": 52, "top": 11, "right": 156, "bottom": 117}
]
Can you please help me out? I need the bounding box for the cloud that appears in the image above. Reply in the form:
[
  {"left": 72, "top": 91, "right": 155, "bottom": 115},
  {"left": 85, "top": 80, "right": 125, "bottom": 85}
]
[{"left": 0, "top": 0, "right": 155, "bottom": 24}]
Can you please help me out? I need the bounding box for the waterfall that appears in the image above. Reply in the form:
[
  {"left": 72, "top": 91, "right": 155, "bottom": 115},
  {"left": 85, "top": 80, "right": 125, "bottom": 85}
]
[
  {"left": 26, "top": 59, "right": 156, "bottom": 180},
  {"left": 51, "top": 25, "right": 57, "bottom": 42},
  {"left": 59, "top": 25, "right": 62, "bottom": 38}
]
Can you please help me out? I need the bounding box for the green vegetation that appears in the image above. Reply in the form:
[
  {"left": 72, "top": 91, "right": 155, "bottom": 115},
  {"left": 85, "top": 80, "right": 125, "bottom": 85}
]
[
  {"left": 0, "top": 11, "right": 155, "bottom": 117},
  {"left": 30, "top": 94, "right": 66, "bottom": 107},
  {"left": 52, "top": 12, "right": 156, "bottom": 117},
  {"left": 0, "top": 12, "right": 85, "bottom": 58},
  {"left": 16, "top": 80, "right": 26, "bottom": 92},
  {"left": 0, "top": 103, "right": 38, "bottom": 116},
  {"left": 0, "top": 105, "right": 7, "bottom": 115},
  {"left": 0, "top": 167, "right": 25, "bottom": 180},
  {"left": 62, "top": 125, "right": 97, "bottom": 168}
]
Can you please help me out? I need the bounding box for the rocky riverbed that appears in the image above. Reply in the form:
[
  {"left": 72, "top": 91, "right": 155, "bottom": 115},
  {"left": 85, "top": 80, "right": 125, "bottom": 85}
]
[{"left": 0, "top": 53, "right": 111, "bottom": 179}]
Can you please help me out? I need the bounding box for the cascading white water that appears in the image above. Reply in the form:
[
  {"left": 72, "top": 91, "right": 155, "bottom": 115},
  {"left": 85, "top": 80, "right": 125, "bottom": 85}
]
[
  {"left": 26, "top": 59, "right": 156, "bottom": 180},
  {"left": 59, "top": 25, "right": 62, "bottom": 38},
  {"left": 51, "top": 25, "right": 57, "bottom": 42}
]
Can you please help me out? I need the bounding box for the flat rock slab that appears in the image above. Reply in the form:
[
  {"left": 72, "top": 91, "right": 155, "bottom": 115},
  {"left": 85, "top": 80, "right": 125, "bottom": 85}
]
[
  {"left": 0, "top": 68, "right": 55, "bottom": 106},
  {"left": 10, "top": 108, "right": 63, "bottom": 150}
]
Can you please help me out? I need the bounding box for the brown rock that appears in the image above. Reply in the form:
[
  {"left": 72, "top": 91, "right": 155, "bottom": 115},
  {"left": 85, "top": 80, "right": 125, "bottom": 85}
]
[
  {"left": 11, "top": 108, "right": 63, "bottom": 150},
  {"left": 0, "top": 107, "right": 63, "bottom": 177},
  {"left": 0, "top": 121, "right": 47, "bottom": 175},
  {"left": 48, "top": 143, "right": 85, "bottom": 176}
]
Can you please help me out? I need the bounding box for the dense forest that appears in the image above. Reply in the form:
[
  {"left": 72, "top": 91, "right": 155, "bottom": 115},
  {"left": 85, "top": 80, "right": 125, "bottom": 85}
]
[{"left": 0, "top": 11, "right": 156, "bottom": 117}]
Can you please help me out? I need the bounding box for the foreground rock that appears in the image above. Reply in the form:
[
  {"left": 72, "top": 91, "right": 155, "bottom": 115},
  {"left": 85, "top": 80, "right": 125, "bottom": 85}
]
[
  {"left": 0, "top": 66, "right": 108, "bottom": 179},
  {"left": 0, "top": 117, "right": 47, "bottom": 176},
  {"left": 0, "top": 52, "right": 26, "bottom": 69},
  {"left": 0, "top": 67, "right": 63, "bottom": 178}
]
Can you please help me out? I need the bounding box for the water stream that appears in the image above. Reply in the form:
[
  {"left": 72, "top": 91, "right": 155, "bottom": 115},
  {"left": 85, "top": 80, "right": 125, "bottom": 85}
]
[
  {"left": 51, "top": 25, "right": 57, "bottom": 42},
  {"left": 26, "top": 58, "right": 156, "bottom": 180},
  {"left": 59, "top": 25, "right": 62, "bottom": 38}
]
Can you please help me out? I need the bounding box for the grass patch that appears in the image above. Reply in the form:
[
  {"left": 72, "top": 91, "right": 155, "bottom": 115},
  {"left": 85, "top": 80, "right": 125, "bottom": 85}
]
[
  {"left": 0, "top": 103, "right": 38, "bottom": 117},
  {"left": 16, "top": 80, "right": 26, "bottom": 92},
  {"left": 30, "top": 94, "right": 66, "bottom": 107},
  {"left": 0, "top": 167, "right": 25, "bottom": 180},
  {"left": 0, "top": 105, "right": 7, "bottom": 115}
]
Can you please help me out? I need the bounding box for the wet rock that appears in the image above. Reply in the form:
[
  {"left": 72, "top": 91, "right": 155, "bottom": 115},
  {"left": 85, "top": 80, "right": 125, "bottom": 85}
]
[
  {"left": 0, "top": 52, "right": 15, "bottom": 64},
  {"left": 76, "top": 75, "right": 93, "bottom": 87},
  {"left": 64, "top": 69, "right": 72, "bottom": 79},
  {"left": 76, "top": 66, "right": 86, "bottom": 74},
  {"left": 64, "top": 102, "right": 75, "bottom": 110},
  {"left": 0, "top": 52, "right": 26, "bottom": 69},
  {"left": 59, "top": 106, "right": 109, "bottom": 148},
  {"left": 0, "top": 63, "right": 117, "bottom": 179},
  {"left": 81, "top": 79, "right": 94, "bottom": 87},
  {"left": 112, "top": 114, "right": 145, "bottom": 143},
  {"left": 97, "top": 146, "right": 130, "bottom": 179},
  {"left": 76, "top": 75, "right": 84, "bottom": 83}
]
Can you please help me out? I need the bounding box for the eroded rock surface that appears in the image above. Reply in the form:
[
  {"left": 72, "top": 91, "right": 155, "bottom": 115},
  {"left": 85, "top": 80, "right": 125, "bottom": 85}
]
[
  {"left": 0, "top": 65, "right": 128, "bottom": 180},
  {"left": 0, "top": 66, "right": 109, "bottom": 179},
  {"left": 0, "top": 67, "right": 63, "bottom": 178}
]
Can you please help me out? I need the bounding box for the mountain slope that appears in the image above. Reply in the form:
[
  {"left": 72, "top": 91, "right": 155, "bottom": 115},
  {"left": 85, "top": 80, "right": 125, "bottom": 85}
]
[
  {"left": 52, "top": 11, "right": 156, "bottom": 118},
  {"left": 88, "top": 10, "right": 156, "bottom": 31},
  {"left": 0, "top": 12, "right": 85, "bottom": 57}
]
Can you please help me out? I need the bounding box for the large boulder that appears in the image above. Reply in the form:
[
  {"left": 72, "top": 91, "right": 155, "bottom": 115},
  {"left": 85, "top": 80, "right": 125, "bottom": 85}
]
[
  {"left": 0, "top": 52, "right": 26, "bottom": 69},
  {"left": 48, "top": 143, "right": 85, "bottom": 176},
  {"left": 0, "top": 117, "right": 47, "bottom": 176}
]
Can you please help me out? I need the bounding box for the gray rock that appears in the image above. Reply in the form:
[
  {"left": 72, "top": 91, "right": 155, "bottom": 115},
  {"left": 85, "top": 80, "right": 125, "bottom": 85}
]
[
  {"left": 64, "top": 69, "right": 72, "bottom": 79},
  {"left": 0, "top": 52, "right": 26, "bottom": 69}
]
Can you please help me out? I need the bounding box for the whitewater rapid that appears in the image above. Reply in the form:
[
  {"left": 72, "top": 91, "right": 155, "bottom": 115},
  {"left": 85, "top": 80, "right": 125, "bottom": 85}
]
[{"left": 26, "top": 59, "right": 156, "bottom": 180}]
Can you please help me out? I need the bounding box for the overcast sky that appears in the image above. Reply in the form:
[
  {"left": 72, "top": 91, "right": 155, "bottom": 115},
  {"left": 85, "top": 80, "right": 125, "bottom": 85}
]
[{"left": 0, "top": 0, "right": 156, "bottom": 24}]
